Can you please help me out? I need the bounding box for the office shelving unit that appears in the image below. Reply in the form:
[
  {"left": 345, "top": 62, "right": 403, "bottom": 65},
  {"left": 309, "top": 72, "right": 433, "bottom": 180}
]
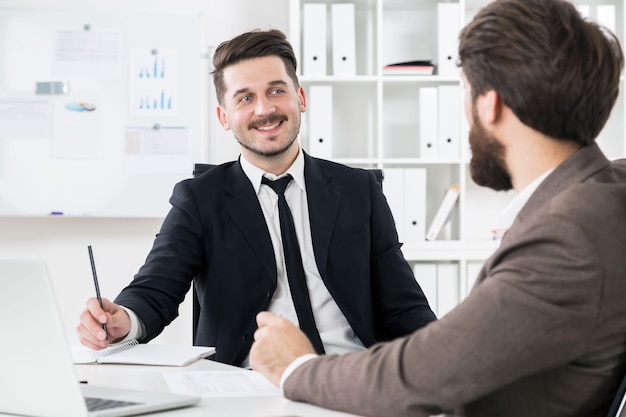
[{"left": 284, "top": 0, "right": 626, "bottom": 311}]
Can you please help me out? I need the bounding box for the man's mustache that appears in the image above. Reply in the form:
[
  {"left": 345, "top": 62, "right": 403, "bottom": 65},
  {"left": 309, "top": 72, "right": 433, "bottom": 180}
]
[{"left": 248, "top": 114, "right": 288, "bottom": 130}]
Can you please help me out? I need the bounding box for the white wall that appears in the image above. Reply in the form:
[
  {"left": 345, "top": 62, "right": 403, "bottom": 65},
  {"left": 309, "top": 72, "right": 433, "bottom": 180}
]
[{"left": 0, "top": 0, "right": 289, "bottom": 345}]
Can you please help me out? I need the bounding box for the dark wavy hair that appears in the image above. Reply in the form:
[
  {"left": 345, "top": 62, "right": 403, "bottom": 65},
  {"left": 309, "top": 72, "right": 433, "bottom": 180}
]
[
  {"left": 211, "top": 29, "right": 299, "bottom": 105},
  {"left": 459, "top": 0, "right": 624, "bottom": 145}
]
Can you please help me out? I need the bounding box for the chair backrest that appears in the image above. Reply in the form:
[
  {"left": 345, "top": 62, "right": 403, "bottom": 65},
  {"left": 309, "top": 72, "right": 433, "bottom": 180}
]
[
  {"left": 190, "top": 162, "right": 383, "bottom": 343},
  {"left": 191, "top": 164, "right": 216, "bottom": 344},
  {"left": 192, "top": 163, "right": 215, "bottom": 178},
  {"left": 607, "top": 370, "right": 626, "bottom": 417}
]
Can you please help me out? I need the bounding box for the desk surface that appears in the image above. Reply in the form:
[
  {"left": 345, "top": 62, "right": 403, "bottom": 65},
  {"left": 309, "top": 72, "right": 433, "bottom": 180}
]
[{"left": 72, "top": 359, "right": 360, "bottom": 417}]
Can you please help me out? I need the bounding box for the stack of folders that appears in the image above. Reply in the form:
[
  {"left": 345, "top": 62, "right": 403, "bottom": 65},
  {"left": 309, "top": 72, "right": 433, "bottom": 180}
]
[
  {"left": 383, "top": 168, "right": 428, "bottom": 244},
  {"left": 419, "top": 85, "right": 462, "bottom": 160},
  {"left": 302, "top": 3, "right": 357, "bottom": 76},
  {"left": 413, "top": 262, "right": 460, "bottom": 318},
  {"left": 383, "top": 60, "right": 435, "bottom": 76},
  {"left": 414, "top": 260, "right": 484, "bottom": 318}
]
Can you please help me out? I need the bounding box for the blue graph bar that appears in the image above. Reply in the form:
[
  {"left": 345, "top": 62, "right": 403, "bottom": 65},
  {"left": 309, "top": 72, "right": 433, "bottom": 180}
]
[{"left": 135, "top": 52, "right": 173, "bottom": 111}]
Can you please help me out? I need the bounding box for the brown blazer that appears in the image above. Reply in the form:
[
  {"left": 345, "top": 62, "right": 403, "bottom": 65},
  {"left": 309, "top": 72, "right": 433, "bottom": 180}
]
[{"left": 284, "top": 143, "right": 626, "bottom": 417}]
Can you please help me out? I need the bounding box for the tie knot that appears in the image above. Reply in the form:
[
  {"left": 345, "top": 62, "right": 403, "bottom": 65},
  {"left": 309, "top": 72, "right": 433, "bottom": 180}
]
[{"left": 262, "top": 174, "right": 293, "bottom": 196}]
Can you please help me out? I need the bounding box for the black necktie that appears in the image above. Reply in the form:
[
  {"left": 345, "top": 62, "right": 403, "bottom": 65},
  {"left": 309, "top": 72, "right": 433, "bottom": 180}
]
[{"left": 262, "top": 175, "right": 325, "bottom": 354}]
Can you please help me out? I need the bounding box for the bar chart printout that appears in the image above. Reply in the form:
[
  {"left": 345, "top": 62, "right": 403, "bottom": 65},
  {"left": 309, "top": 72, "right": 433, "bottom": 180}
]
[{"left": 129, "top": 48, "right": 179, "bottom": 116}]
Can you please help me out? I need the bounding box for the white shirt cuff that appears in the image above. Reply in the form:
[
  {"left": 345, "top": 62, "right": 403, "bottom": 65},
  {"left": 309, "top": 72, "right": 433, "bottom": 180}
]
[
  {"left": 279, "top": 353, "right": 318, "bottom": 390},
  {"left": 117, "top": 305, "right": 145, "bottom": 342}
]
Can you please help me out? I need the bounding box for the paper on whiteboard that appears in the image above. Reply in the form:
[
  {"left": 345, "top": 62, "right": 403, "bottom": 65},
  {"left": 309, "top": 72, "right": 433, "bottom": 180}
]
[{"left": 129, "top": 48, "right": 179, "bottom": 117}]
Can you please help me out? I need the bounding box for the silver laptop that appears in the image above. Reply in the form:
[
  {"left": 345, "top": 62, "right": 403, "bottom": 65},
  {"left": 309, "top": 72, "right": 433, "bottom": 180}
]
[{"left": 0, "top": 259, "right": 201, "bottom": 417}]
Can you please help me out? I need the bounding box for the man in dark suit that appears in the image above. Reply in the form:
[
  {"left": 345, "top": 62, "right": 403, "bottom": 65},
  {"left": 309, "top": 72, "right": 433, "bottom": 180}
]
[
  {"left": 250, "top": 0, "right": 626, "bottom": 416},
  {"left": 77, "top": 29, "right": 436, "bottom": 366}
]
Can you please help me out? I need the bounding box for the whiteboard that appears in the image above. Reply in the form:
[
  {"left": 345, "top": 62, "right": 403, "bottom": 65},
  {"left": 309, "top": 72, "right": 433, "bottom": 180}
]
[{"left": 0, "top": 9, "right": 206, "bottom": 217}]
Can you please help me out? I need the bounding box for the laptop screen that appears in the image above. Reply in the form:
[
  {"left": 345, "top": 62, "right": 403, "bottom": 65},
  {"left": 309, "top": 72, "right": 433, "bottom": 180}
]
[{"left": 0, "top": 260, "right": 200, "bottom": 417}]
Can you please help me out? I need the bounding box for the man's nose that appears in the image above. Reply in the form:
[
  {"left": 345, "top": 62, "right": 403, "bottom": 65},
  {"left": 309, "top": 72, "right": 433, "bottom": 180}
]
[{"left": 255, "top": 96, "right": 276, "bottom": 115}]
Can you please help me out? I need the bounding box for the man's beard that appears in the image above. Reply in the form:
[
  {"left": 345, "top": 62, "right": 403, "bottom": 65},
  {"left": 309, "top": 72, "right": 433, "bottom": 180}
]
[
  {"left": 237, "top": 130, "right": 298, "bottom": 158},
  {"left": 235, "top": 113, "right": 300, "bottom": 158},
  {"left": 468, "top": 109, "right": 513, "bottom": 191}
]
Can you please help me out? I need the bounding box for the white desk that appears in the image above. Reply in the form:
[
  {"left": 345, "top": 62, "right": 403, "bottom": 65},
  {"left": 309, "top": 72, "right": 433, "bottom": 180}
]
[{"left": 74, "top": 359, "right": 360, "bottom": 417}]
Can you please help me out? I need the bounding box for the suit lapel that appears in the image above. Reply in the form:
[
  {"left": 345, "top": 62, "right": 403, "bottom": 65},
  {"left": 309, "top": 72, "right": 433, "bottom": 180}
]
[
  {"left": 223, "top": 161, "right": 277, "bottom": 285},
  {"left": 304, "top": 154, "right": 341, "bottom": 276}
]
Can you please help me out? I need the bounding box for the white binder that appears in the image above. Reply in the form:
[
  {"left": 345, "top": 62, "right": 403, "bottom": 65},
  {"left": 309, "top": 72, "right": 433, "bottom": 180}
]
[
  {"left": 382, "top": 168, "right": 406, "bottom": 243},
  {"left": 437, "top": 2, "right": 460, "bottom": 76},
  {"left": 596, "top": 5, "right": 616, "bottom": 33},
  {"left": 419, "top": 87, "right": 439, "bottom": 159},
  {"left": 425, "top": 185, "right": 460, "bottom": 241},
  {"left": 466, "top": 261, "right": 484, "bottom": 297},
  {"left": 307, "top": 85, "right": 333, "bottom": 158},
  {"left": 403, "top": 168, "right": 427, "bottom": 242},
  {"left": 437, "top": 85, "right": 461, "bottom": 159},
  {"left": 437, "top": 263, "right": 460, "bottom": 317},
  {"left": 302, "top": 3, "right": 328, "bottom": 76},
  {"left": 330, "top": 3, "right": 356, "bottom": 76},
  {"left": 413, "top": 263, "right": 438, "bottom": 316}
]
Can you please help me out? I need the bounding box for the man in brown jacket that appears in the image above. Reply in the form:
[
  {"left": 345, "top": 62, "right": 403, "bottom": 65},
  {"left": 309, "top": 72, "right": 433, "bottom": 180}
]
[{"left": 249, "top": 0, "right": 626, "bottom": 416}]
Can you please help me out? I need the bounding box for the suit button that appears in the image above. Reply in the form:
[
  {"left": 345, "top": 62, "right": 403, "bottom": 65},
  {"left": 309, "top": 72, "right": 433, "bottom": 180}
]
[{"left": 242, "top": 334, "right": 248, "bottom": 341}]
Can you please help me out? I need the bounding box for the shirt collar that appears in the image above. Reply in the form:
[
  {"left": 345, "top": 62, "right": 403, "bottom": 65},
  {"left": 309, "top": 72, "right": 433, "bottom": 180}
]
[
  {"left": 239, "top": 147, "right": 306, "bottom": 194},
  {"left": 496, "top": 168, "right": 554, "bottom": 230}
]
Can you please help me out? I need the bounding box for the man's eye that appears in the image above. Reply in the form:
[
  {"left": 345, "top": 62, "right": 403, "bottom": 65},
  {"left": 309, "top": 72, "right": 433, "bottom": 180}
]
[
  {"left": 270, "top": 89, "right": 284, "bottom": 95},
  {"left": 240, "top": 95, "right": 252, "bottom": 103}
]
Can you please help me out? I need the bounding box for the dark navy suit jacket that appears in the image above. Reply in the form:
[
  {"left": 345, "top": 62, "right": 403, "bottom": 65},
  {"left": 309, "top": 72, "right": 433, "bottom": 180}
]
[{"left": 115, "top": 152, "right": 436, "bottom": 365}]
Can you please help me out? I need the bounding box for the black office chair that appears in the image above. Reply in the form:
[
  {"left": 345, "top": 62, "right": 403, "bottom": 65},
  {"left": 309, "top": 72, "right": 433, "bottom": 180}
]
[
  {"left": 190, "top": 162, "right": 383, "bottom": 344},
  {"left": 607, "top": 370, "right": 626, "bottom": 417},
  {"left": 191, "top": 163, "right": 216, "bottom": 345},
  {"left": 192, "top": 163, "right": 215, "bottom": 178}
]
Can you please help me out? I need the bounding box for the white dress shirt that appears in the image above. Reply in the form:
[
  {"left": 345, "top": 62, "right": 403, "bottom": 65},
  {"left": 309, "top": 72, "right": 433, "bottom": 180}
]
[{"left": 121, "top": 147, "right": 364, "bottom": 364}]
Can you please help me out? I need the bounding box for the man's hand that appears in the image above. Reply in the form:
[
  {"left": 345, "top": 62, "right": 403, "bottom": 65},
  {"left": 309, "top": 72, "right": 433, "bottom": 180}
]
[
  {"left": 250, "top": 311, "right": 316, "bottom": 386},
  {"left": 76, "top": 297, "right": 131, "bottom": 349}
]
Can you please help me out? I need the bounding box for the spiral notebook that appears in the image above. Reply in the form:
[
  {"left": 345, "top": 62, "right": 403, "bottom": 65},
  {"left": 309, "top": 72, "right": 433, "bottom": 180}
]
[
  {"left": 0, "top": 259, "right": 201, "bottom": 417},
  {"left": 72, "top": 340, "right": 215, "bottom": 366}
]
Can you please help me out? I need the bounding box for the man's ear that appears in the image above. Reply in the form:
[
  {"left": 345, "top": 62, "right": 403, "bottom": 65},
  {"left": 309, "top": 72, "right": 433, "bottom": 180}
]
[
  {"left": 298, "top": 85, "right": 307, "bottom": 112},
  {"left": 475, "top": 90, "right": 502, "bottom": 127},
  {"left": 216, "top": 106, "right": 231, "bottom": 130}
]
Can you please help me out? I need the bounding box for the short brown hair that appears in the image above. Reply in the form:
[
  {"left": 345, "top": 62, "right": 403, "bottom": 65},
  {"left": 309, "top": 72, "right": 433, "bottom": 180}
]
[
  {"left": 211, "top": 29, "right": 299, "bottom": 105},
  {"left": 459, "top": 0, "right": 624, "bottom": 145}
]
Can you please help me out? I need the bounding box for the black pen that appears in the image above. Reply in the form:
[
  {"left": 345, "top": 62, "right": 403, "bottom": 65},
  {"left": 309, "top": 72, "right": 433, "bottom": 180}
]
[{"left": 87, "top": 245, "right": 108, "bottom": 339}]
